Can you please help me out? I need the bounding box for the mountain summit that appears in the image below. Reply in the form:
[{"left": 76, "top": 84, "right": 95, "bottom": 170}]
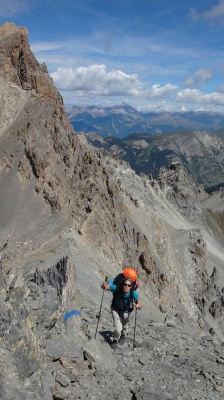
[{"left": 0, "top": 23, "right": 224, "bottom": 400}]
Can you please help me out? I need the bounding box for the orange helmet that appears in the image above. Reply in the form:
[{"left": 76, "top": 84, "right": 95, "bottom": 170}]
[{"left": 123, "top": 267, "right": 137, "bottom": 282}]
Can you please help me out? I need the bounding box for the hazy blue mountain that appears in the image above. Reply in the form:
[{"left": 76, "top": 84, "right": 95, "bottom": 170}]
[{"left": 66, "top": 104, "right": 224, "bottom": 138}]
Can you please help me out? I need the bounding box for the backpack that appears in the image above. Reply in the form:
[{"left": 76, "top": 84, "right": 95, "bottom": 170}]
[{"left": 108, "top": 267, "right": 139, "bottom": 291}]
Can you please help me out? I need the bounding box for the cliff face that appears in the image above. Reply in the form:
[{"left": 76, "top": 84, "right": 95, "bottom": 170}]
[
  {"left": 156, "top": 162, "right": 203, "bottom": 221},
  {"left": 0, "top": 22, "right": 58, "bottom": 100},
  {"left": 0, "top": 22, "right": 224, "bottom": 400}
]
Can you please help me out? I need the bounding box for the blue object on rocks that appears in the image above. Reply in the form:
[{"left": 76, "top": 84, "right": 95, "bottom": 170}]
[{"left": 64, "top": 310, "right": 81, "bottom": 321}]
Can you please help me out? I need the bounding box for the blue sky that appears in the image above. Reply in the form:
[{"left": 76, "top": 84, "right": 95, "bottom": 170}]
[{"left": 1, "top": 0, "right": 224, "bottom": 112}]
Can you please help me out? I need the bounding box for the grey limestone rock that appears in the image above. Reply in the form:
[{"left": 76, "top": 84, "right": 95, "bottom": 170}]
[{"left": 157, "top": 164, "right": 203, "bottom": 221}]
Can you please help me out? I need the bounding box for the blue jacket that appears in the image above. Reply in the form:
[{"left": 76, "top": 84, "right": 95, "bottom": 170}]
[{"left": 110, "top": 284, "right": 139, "bottom": 312}]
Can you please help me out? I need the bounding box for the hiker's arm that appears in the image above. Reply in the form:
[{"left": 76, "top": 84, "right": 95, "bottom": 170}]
[
  {"left": 135, "top": 299, "right": 142, "bottom": 310},
  {"left": 101, "top": 281, "right": 110, "bottom": 290}
]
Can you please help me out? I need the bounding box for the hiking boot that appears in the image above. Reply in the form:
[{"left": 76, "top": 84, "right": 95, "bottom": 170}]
[
  {"left": 119, "top": 334, "right": 125, "bottom": 345},
  {"left": 111, "top": 340, "right": 118, "bottom": 349}
]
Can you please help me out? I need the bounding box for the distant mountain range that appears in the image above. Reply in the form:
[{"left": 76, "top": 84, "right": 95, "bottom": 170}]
[
  {"left": 66, "top": 104, "right": 224, "bottom": 138},
  {"left": 79, "top": 129, "right": 224, "bottom": 190}
]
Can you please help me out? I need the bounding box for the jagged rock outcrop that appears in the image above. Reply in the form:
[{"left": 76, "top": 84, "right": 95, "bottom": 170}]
[
  {"left": 0, "top": 22, "right": 224, "bottom": 399},
  {"left": 202, "top": 188, "right": 224, "bottom": 247},
  {"left": 157, "top": 162, "right": 203, "bottom": 220},
  {"left": 0, "top": 22, "right": 58, "bottom": 100},
  {"left": 0, "top": 243, "right": 82, "bottom": 398}
]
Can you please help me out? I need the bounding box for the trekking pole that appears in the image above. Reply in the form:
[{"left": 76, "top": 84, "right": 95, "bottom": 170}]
[
  {"left": 95, "top": 276, "right": 107, "bottom": 339},
  {"left": 133, "top": 303, "right": 138, "bottom": 349}
]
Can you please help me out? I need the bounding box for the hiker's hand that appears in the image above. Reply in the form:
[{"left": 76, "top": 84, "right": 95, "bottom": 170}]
[
  {"left": 135, "top": 300, "right": 142, "bottom": 310},
  {"left": 101, "top": 282, "right": 109, "bottom": 290}
]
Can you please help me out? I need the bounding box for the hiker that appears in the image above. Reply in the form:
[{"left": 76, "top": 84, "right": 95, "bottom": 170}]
[{"left": 101, "top": 276, "right": 142, "bottom": 349}]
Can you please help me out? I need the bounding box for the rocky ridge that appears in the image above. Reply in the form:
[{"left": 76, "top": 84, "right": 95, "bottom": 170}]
[{"left": 0, "top": 22, "right": 224, "bottom": 399}]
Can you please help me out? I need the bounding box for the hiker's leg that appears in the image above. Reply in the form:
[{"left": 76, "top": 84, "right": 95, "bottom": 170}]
[
  {"left": 121, "top": 313, "right": 130, "bottom": 336},
  {"left": 111, "top": 309, "right": 122, "bottom": 341}
]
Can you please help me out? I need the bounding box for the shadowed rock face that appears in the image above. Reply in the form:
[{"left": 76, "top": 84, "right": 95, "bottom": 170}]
[{"left": 0, "top": 22, "right": 224, "bottom": 400}]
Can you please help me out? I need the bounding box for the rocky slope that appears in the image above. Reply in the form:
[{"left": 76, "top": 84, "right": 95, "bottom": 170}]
[
  {"left": 0, "top": 22, "right": 224, "bottom": 400},
  {"left": 81, "top": 130, "right": 224, "bottom": 190}
]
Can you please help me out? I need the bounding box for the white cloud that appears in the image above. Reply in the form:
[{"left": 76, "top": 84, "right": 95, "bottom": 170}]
[
  {"left": 195, "top": 68, "right": 212, "bottom": 84},
  {"left": 51, "top": 64, "right": 144, "bottom": 96},
  {"left": 176, "top": 88, "right": 224, "bottom": 106},
  {"left": 182, "top": 76, "right": 196, "bottom": 87},
  {"left": 182, "top": 68, "right": 212, "bottom": 87},
  {"left": 217, "top": 84, "right": 224, "bottom": 93},
  {"left": 137, "top": 101, "right": 188, "bottom": 113},
  {"left": 0, "top": 0, "right": 31, "bottom": 16},
  {"left": 31, "top": 42, "right": 65, "bottom": 53},
  {"left": 51, "top": 64, "right": 177, "bottom": 99},
  {"left": 148, "top": 84, "right": 177, "bottom": 98},
  {"left": 190, "top": 1, "right": 224, "bottom": 20}
]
